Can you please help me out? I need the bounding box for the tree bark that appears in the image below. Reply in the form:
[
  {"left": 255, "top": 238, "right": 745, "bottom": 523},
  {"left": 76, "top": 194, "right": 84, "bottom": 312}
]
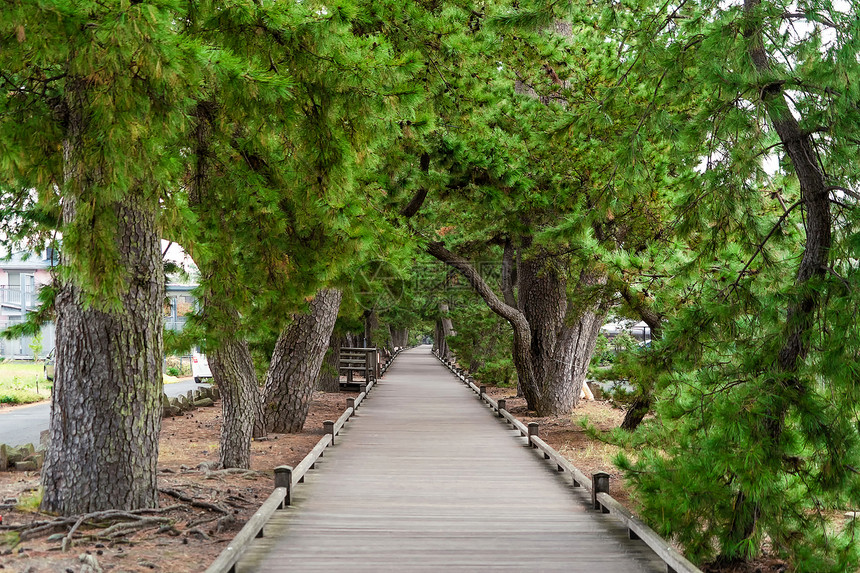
[
  {"left": 316, "top": 332, "right": 342, "bottom": 392},
  {"left": 209, "top": 338, "right": 263, "bottom": 468},
  {"left": 263, "top": 289, "right": 342, "bottom": 433},
  {"left": 391, "top": 327, "right": 409, "bottom": 348},
  {"left": 518, "top": 256, "right": 606, "bottom": 413},
  {"left": 40, "top": 77, "right": 165, "bottom": 514},
  {"left": 43, "top": 198, "right": 164, "bottom": 514}
]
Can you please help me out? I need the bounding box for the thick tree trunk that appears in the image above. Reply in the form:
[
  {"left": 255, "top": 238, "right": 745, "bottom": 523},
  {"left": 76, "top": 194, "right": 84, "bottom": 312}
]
[
  {"left": 316, "top": 332, "right": 342, "bottom": 392},
  {"left": 42, "top": 196, "right": 164, "bottom": 515},
  {"left": 263, "top": 289, "right": 342, "bottom": 433},
  {"left": 394, "top": 327, "right": 409, "bottom": 347},
  {"left": 209, "top": 338, "right": 263, "bottom": 468},
  {"left": 517, "top": 256, "right": 606, "bottom": 414}
]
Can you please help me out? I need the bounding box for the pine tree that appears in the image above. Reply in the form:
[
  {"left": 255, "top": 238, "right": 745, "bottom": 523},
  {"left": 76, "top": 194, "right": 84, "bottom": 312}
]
[{"left": 0, "top": 0, "right": 203, "bottom": 514}]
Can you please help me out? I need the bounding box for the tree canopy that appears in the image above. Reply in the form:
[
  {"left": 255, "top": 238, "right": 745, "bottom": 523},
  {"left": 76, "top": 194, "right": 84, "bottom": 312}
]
[{"left": 2, "top": 0, "right": 860, "bottom": 568}]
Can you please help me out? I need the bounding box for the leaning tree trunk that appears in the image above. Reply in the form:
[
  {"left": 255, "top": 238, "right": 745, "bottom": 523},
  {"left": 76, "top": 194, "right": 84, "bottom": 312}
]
[
  {"left": 316, "top": 332, "right": 343, "bottom": 392},
  {"left": 209, "top": 338, "right": 264, "bottom": 468},
  {"left": 42, "top": 196, "right": 164, "bottom": 515},
  {"left": 263, "top": 289, "right": 342, "bottom": 433},
  {"left": 718, "top": 0, "right": 834, "bottom": 556}
]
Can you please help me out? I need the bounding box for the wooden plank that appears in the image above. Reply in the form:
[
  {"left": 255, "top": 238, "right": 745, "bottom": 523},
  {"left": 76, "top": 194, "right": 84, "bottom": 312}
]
[
  {"left": 235, "top": 348, "right": 673, "bottom": 573},
  {"left": 501, "top": 407, "right": 530, "bottom": 437},
  {"left": 597, "top": 493, "right": 700, "bottom": 573},
  {"left": 334, "top": 407, "right": 353, "bottom": 435},
  {"left": 205, "top": 487, "right": 287, "bottom": 573},
  {"left": 530, "top": 436, "right": 593, "bottom": 491},
  {"left": 292, "top": 434, "right": 332, "bottom": 487}
]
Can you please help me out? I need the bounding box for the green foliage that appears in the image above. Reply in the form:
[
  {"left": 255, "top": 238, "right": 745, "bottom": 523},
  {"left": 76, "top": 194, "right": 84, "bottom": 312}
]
[
  {"left": 27, "top": 332, "right": 42, "bottom": 361},
  {"left": 591, "top": 332, "right": 639, "bottom": 366},
  {"left": 166, "top": 367, "right": 180, "bottom": 378},
  {"left": 4, "top": 0, "right": 860, "bottom": 568}
]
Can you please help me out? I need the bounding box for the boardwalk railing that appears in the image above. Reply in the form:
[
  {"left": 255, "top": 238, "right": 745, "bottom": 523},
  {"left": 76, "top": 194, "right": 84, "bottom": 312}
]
[
  {"left": 205, "top": 347, "right": 406, "bottom": 573},
  {"left": 432, "top": 350, "right": 701, "bottom": 573}
]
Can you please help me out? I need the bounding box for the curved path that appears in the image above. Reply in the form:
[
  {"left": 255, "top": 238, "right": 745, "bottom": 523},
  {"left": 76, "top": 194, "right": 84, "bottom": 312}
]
[{"left": 238, "top": 346, "right": 665, "bottom": 572}]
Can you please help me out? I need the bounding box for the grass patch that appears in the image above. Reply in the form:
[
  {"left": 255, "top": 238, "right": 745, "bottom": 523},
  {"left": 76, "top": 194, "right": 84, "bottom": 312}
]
[
  {"left": 0, "top": 361, "right": 51, "bottom": 404},
  {"left": 16, "top": 489, "right": 42, "bottom": 512}
]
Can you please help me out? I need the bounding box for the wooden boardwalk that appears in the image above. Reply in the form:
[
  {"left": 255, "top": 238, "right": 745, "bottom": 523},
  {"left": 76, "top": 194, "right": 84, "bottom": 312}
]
[{"left": 237, "top": 346, "right": 666, "bottom": 572}]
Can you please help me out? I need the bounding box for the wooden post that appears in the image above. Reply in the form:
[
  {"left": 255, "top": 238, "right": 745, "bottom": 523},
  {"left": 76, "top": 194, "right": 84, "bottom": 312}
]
[
  {"left": 275, "top": 465, "right": 293, "bottom": 508},
  {"left": 324, "top": 420, "right": 335, "bottom": 445},
  {"left": 479, "top": 385, "right": 486, "bottom": 398},
  {"left": 347, "top": 397, "right": 355, "bottom": 411},
  {"left": 528, "top": 422, "right": 539, "bottom": 448},
  {"left": 497, "top": 398, "right": 506, "bottom": 418},
  {"left": 359, "top": 383, "right": 367, "bottom": 395},
  {"left": 592, "top": 472, "right": 610, "bottom": 513}
]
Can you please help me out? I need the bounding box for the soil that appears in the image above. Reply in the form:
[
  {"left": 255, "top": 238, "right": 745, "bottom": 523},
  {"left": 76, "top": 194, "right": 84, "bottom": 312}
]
[{"left": 0, "top": 390, "right": 357, "bottom": 573}]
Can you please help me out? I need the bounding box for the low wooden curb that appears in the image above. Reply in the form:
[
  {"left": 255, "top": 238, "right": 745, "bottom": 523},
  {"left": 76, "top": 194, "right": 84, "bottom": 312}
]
[
  {"left": 205, "top": 347, "right": 406, "bottom": 573},
  {"left": 432, "top": 350, "right": 701, "bottom": 573}
]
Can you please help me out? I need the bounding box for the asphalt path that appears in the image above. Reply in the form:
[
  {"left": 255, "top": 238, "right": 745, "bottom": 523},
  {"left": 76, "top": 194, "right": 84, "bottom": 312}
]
[{"left": 0, "top": 378, "right": 212, "bottom": 447}]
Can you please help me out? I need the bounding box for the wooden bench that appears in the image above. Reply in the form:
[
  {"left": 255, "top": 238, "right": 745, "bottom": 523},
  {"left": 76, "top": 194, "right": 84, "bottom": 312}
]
[{"left": 338, "top": 347, "right": 379, "bottom": 388}]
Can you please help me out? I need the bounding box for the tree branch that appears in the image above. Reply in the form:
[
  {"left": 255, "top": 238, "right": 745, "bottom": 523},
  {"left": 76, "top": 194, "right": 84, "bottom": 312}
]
[
  {"left": 426, "top": 241, "right": 529, "bottom": 334},
  {"left": 400, "top": 153, "right": 430, "bottom": 218}
]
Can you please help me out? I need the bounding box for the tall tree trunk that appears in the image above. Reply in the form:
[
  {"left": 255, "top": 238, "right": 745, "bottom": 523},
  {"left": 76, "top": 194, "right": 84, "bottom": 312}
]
[
  {"left": 363, "top": 309, "right": 378, "bottom": 347},
  {"left": 719, "top": 0, "right": 834, "bottom": 556},
  {"left": 43, "top": 195, "right": 164, "bottom": 514},
  {"left": 316, "top": 332, "right": 342, "bottom": 392},
  {"left": 263, "top": 289, "right": 342, "bottom": 433},
  {"left": 392, "top": 327, "right": 409, "bottom": 347},
  {"left": 190, "top": 98, "right": 265, "bottom": 462},
  {"left": 209, "top": 338, "right": 263, "bottom": 468}
]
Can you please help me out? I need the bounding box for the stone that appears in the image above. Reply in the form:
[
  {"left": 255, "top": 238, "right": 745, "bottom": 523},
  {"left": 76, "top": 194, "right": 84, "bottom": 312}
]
[
  {"left": 0, "top": 444, "right": 7, "bottom": 471},
  {"left": 162, "top": 394, "right": 171, "bottom": 408},
  {"left": 211, "top": 387, "right": 220, "bottom": 401},
  {"left": 193, "top": 398, "right": 214, "bottom": 408},
  {"left": 27, "top": 452, "right": 44, "bottom": 469},
  {"left": 162, "top": 406, "right": 181, "bottom": 418},
  {"left": 7, "top": 446, "right": 25, "bottom": 465},
  {"left": 39, "top": 430, "right": 50, "bottom": 451},
  {"left": 15, "top": 461, "right": 38, "bottom": 472},
  {"left": 46, "top": 533, "right": 66, "bottom": 543}
]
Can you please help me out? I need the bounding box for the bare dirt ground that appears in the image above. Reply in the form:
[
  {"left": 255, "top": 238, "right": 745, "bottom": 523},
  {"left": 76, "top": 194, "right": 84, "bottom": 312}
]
[{"left": 0, "top": 390, "right": 357, "bottom": 573}]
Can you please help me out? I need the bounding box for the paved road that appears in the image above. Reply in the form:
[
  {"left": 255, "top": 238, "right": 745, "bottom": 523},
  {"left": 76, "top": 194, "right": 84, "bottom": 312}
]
[
  {"left": 238, "top": 346, "right": 665, "bottom": 572},
  {"left": 0, "top": 378, "right": 211, "bottom": 447}
]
